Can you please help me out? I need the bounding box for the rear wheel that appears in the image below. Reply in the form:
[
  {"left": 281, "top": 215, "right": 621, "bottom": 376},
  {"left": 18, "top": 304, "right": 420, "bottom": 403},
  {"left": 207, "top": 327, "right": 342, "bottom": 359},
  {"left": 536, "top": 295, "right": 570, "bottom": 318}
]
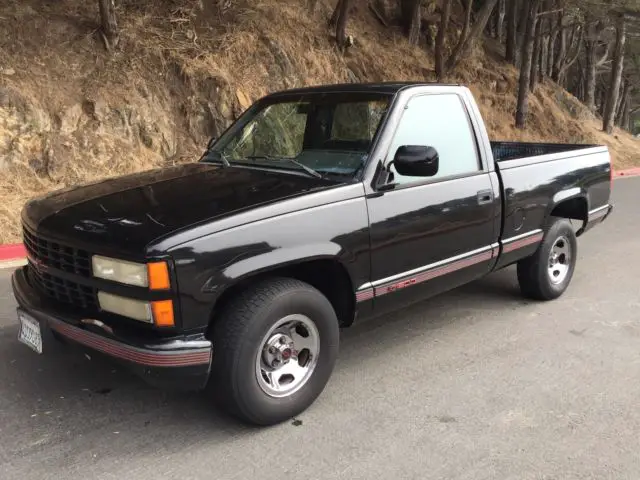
[
  {"left": 517, "top": 217, "right": 577, "bottom": 300},
  {"left": 208, "top": 277, "right": 339, "bottom": 426}
]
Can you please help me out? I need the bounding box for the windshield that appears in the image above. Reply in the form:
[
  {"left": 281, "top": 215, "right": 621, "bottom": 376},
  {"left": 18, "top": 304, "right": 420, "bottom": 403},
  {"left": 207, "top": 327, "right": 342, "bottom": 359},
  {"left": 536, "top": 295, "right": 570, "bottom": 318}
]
[{"left": 204, "top": 93, "right": 391, "bottom": 178}]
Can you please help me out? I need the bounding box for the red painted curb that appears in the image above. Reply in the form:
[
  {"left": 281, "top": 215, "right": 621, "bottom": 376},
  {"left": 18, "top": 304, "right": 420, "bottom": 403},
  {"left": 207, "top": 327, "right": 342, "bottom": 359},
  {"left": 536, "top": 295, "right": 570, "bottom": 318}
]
[
  {"left": 0, "top": 244, "right": 26, "bottom": 261},
  {"left": 613, "top": 167, "right": 640, "bottom": 178}
]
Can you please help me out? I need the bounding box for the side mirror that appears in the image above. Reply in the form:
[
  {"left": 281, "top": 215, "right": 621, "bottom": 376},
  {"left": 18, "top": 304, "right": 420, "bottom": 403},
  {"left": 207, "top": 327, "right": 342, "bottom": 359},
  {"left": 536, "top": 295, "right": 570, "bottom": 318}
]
[{"left": 392, "top": 145, "right": 439, "bottom": 177}]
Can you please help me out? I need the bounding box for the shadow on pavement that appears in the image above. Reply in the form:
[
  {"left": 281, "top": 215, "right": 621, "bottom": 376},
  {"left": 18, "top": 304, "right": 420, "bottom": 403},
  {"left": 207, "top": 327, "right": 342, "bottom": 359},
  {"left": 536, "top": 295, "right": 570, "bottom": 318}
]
[{"left": 0, "top": 267, "right": 527, "bottom": 461}]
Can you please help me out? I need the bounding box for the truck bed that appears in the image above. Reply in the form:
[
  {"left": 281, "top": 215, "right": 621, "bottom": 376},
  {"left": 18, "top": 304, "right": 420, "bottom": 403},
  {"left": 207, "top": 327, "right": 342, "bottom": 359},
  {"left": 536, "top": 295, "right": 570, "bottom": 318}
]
[{"left": 491, "top": 141, "right": 599, "bottom": 162}]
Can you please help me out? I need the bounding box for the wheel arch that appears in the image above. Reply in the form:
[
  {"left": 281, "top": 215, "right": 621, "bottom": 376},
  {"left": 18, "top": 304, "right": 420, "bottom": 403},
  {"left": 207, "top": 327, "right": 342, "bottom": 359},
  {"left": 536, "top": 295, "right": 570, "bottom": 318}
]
[
  {"left": 545, "top": 189, "right": 589, "bottom": 236},
  {"left": 207, "top": 256, "right": 357, "bottom": 337}
]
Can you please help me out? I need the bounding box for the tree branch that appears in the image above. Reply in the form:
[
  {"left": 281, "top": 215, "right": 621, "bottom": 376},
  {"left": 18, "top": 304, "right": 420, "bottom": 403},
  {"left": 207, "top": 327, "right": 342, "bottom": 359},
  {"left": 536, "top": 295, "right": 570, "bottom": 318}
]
[
  {"left": 445, "top": 0, "right": 499, "bottom": 72},
  {"left": 596, "top": 42, "right": 610, "bottom": 67}
]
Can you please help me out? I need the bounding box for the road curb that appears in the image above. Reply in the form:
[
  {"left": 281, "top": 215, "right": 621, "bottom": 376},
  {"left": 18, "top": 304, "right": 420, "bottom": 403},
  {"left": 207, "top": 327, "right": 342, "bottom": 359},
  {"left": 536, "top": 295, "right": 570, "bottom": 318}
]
[
  {"left": 0, "top": 244, "right": 26, "bottom": 269},
  {"left": 613, "top": 167, "right": 640, "bottom": 178},
  {"left": 0, "top": 168, "right": 638, "bottom": 269}
]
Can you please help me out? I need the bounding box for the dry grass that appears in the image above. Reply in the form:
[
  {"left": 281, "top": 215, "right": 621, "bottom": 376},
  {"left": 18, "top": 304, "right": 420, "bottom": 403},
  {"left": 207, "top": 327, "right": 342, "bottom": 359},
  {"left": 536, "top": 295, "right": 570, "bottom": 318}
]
[{"left": 0, "top": 0, "right": 638, "bottom": 243}]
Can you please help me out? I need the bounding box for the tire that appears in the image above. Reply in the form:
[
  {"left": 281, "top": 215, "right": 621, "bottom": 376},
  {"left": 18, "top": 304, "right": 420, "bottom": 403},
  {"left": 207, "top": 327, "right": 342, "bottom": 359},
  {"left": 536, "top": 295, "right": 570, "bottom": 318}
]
[
  {"left": 517, "top": 217, "right": 577, "bottom": 301},
  {"left": 208, "top": 277, "right": 340, "bottom": 426}
]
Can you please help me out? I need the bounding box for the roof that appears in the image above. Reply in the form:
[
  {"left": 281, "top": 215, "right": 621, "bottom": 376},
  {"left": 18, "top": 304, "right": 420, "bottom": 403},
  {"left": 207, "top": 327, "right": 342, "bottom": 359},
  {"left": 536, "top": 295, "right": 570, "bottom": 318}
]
[{"left": 264, "top": 81, "right": 461, "bottom": 98}]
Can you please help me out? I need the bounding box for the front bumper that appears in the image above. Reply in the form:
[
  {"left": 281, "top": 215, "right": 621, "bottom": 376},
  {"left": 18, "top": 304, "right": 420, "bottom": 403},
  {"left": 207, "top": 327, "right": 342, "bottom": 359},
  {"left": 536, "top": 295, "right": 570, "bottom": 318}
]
[{"left": 11, "top": 267, "right": 212, "bottom": 391}]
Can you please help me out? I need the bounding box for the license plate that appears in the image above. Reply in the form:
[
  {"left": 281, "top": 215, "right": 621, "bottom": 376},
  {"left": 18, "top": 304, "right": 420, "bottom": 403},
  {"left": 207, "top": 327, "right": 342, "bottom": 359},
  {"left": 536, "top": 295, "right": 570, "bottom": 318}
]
[{"left": 18, "top": 310, "right": 43, "bottom": 354}]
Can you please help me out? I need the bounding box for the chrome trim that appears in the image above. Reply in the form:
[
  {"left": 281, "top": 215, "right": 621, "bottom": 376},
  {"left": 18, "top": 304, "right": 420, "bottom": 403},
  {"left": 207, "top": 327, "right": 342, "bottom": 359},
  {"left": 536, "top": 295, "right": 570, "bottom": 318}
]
[
  {"left": 588, "top": 205, "right": 610, "bottom": 220},
  {"left": 588, "top": 204, "right": 610, "bottom": 214},
  {"left": 502, "top": 229, "right": 543, "bottom": 244},
  {"left": 370, "top": 245, "right": 494, "bottom": 289}
]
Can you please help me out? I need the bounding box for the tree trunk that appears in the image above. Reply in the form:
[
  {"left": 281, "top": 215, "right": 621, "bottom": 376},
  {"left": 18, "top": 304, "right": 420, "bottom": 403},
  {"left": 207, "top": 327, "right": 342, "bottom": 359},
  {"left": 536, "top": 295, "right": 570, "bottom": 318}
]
[
  {"left": 584, "top": 38, "right": 609, "bottom": 113},
  {"left": 492, "top": 0, "right": 506, "bottom": 40},
  {"left": 530, "top": 17, "right": 542, "bottom": 91},
  {"left": 603, "top": 15, "right": 626, "bottom": 134},
  {"left": 497, "top": 0, "right": 506, "bottom": 40},
  {"left": 335, "top": 0, "right": 351, "bottom": 50},
  {"left": 401, "top": 0, "right": 422, "bottom": 45},
  {"left": 598, "top": 86, "right": 607, "bottom": 117},
  {"left": 615, "top": 80, "right": 628, "bottom": 125},
  {"left": 575, "top": 56, "right": 585, "bottom": 100},
  {"left": 435, "top": 0, "right": 453, "bottom": 81},
  {"left": 552, "top": 13, "right": 566, "bottom": 82},
  {"left": 457, "top": 0, "right": 474, "bottom": 51},
  {"left": 547, "top": 23, "right": 556, "bottom": 79},
  {"left": 98, "top": 0, "right": 119, "bottom": 50},
  {"left": 621, "top": 93, "right": 631, "bottom": 131},
  {"left": 540, "top": 13, "right": 550, "bottom": 79},
  {"left": 505, "top": 0, "right": 518, "bottom": 63},
  {"left": 616, "top": 93, "right": 626, "bottom": 127},
  {"left": 516, "top": 0, "right": 542, "bottom": 129},
  {"left": 557, "top": 25, "right": 582, "bottom": 87},
  {"left": 615, "top": 83, "right": 626, "bottom": 126},
  {"left": 583, "top": 39, "right": 597, "bottom": 112},
  {"left": 515, "top": 0, "right": 530, "bottom": 68},
  {"left": 329, "top": 0, "right": 342, "bottom": 28},
  {"left": 445, "top": 0, "right": 499, "bottom": 73}
]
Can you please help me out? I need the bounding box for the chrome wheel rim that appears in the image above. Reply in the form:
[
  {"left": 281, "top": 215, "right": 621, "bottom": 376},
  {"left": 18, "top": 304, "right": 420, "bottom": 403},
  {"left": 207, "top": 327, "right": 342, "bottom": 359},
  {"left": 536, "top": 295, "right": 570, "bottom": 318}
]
[
  {"left": 255, "top": 314, "right": 320, "bottom": 398},
  {"left": 548, "top": 235, "right": 571, "bottom": 285}
]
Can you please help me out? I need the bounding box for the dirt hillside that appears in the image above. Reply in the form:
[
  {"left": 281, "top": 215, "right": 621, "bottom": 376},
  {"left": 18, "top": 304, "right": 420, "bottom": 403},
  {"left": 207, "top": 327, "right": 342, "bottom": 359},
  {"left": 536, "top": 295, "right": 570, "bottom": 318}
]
[{"left": 0, "top": 0, "right": 638, "bottom": 243}]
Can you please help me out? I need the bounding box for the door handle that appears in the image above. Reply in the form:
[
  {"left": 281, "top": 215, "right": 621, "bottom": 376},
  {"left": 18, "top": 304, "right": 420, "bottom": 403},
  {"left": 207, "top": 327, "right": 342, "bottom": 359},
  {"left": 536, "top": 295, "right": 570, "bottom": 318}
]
[{"left": 477, "top": 189, "right": 494, "bottom": 205}]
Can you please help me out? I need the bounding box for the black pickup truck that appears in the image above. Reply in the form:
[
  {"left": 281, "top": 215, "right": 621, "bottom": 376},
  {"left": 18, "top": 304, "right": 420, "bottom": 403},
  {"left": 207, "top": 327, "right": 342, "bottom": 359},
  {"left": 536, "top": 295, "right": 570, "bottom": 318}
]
[{"left": 12, "top": 83, "right": 613, "bottom": 425}]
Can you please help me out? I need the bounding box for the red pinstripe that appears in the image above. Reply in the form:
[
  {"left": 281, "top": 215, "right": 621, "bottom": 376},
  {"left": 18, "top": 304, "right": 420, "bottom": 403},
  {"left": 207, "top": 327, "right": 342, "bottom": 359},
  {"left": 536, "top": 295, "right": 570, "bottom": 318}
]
[
  {"left": 50, "top": 320, "right": 211, "bottom": 367},
  {"left": 501, "top": 232, "right": 544, "bottom": 254}
]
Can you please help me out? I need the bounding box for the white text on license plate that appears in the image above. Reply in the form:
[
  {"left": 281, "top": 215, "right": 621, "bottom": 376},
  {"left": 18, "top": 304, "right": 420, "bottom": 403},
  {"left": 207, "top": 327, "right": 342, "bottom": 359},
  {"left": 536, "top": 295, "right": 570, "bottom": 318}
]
[{"left": 18, "top": 311, "right": 43, "bottom": 354}]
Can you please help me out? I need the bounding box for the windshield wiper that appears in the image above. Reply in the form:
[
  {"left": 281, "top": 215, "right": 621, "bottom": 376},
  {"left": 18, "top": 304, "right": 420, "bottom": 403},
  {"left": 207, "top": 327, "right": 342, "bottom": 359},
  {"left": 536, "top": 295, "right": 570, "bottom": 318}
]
[
  {"left": 218, "top": 152, "right": 231, "bottom": 167},
  {"left": 200, "top": 149, "right": 231, "bottom": 167},
  {"left": 247, "top": 155, "right": 324, "bottom": 179}
]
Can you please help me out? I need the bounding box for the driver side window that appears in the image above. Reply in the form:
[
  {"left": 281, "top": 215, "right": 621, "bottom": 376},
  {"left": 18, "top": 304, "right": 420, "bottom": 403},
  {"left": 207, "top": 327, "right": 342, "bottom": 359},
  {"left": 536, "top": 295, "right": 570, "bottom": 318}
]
[{"left": 387, "top": 94, "right": 481, "bottom": 185}]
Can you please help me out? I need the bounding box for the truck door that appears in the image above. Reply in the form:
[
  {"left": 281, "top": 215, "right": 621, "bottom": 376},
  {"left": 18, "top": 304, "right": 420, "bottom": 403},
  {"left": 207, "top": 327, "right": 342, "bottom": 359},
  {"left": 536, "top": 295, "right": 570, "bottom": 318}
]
[{"left": 364, "top": 92, "right": 499, "bottom": 313}]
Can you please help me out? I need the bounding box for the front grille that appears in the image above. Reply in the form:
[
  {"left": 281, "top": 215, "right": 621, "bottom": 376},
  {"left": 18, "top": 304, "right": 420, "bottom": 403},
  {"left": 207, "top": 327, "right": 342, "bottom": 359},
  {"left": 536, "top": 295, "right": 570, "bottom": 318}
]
[
  {"left": 23, "top": 228, "right": 91, "bottom": 277},
  {"left": 27, "top": 266, "right": 98, "bottom": 311},
  {"left": 23, "top": 227, "right": 97, "bottom": 311}
]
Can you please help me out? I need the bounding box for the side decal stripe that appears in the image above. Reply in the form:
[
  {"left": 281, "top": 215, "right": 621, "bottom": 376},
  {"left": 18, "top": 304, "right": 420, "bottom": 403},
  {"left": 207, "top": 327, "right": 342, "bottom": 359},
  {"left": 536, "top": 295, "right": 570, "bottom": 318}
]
[
  {"left": 501, "top": 231, "right": 544, "bottom": 253},
  {"left": 355, "top": 289, "right": 375, "bottom": 302},
  {"left": 374, "top": 249, "right": 492, "bottom": 298},
  {"left": 355, "top": 230, "right": 545, "bottom": 303}
]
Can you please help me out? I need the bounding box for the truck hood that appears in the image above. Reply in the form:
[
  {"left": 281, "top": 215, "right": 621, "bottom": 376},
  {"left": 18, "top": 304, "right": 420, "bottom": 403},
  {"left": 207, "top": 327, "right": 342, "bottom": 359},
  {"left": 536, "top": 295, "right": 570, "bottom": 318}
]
[{"left": 22, "top": 163, "right": 339, "bottom": 255}]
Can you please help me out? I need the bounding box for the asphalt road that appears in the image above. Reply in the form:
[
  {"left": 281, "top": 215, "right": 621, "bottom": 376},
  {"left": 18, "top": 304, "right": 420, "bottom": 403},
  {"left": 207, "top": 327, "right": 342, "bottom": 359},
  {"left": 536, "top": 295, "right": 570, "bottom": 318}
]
[{"left": 1, "top": 177, "right": 639, "bottom": 480}]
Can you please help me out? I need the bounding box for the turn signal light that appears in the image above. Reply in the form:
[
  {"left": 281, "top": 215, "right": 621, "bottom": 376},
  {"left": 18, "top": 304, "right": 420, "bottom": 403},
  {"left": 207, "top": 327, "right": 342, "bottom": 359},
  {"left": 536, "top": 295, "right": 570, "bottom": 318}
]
[
  {"left": 152, "top": 300, "right": 175, "bottom": 327},
  {"left": 148, "top": 261, "right": 170, "bottom": 290}
]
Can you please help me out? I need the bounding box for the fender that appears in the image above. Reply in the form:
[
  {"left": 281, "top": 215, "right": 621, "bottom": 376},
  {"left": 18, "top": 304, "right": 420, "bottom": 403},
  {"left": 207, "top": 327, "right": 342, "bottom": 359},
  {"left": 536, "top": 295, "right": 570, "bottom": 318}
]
[
  {"left": 168, "top": 195, "right": 371, "bottom": 331},
  {"left": 204, "top": 244, "right": 348, "bottom": 293}
]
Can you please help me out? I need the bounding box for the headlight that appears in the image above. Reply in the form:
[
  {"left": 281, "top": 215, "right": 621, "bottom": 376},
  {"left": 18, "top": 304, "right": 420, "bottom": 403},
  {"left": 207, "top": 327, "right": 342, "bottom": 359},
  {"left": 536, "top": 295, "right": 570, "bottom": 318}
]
[
  {"left": 92, "top": 256, "right": 170, "bottom": 289},
  {"left": 92, "top": 256, "right": 148, "bottom": 287},
  {"left": 97, "top": 291, "right": 152, "bottom": 323}
]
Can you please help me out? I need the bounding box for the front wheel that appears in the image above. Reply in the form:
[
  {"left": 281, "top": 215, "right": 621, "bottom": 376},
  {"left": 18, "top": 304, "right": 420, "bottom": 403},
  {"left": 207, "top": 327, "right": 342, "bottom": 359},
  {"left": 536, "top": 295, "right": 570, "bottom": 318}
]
[
  {"left": 208, "top": 278, "right": 339, "bottom": 426},
  {"left": 517, "top": 217, "right": 577, "bottom": 301}
]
